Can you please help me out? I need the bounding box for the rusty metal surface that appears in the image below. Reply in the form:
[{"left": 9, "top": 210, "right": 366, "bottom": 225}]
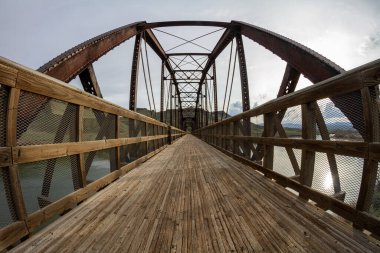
[
  {"left": 79, "top": 64, "right": 103, "bottom": 98},
  {"left": 213, "top": 64, "right": 218, "bottom": 123},
  {"left": 38, "top": 21, "right": 144, "bottom": 82},
  {"left": 129, "top": 33, "right": 142, "bottom": 111}
]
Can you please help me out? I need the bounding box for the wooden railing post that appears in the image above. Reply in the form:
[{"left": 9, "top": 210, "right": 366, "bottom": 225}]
[
  {"left": 263, "top": 113, "right": 275, "bottom": 169},
  {"left": 356, "top": 86, "right": 380, "bottom": 212},
  {"left": 299, "top": 102, "right": 317, "bottom": 199},
  {"left": 168, "top": 125, "right": 172, "bottom": 145},
  {"left": 145, "top": 122, "right": 148, "bottom": 155},
  {"left": 77, "top": 105, "right": 86, "bottom": 187},
  {"left": 233, "top": 121, "right": 238, "bottom": 155},
  {"left": 115, "top": 114, "right": 121, "bottom": 170},
  {"left": 7, "top": 88, "right": 28, "bottom": 221}
]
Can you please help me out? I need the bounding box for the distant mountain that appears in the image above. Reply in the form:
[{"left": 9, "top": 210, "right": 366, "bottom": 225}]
[{"left": 282, "top": 123, "right": 302, "bottom": 129}]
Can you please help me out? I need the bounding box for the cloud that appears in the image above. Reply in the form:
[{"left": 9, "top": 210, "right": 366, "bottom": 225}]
[
  {"left": 358, "top": 32, "right": 380, "bottom": 56},
  {"left": 228, "top": 101, "right": 242, "bottom": 116}
]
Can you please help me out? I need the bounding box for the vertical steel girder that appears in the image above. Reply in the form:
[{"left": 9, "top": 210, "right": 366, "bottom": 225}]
[
  {"left": 170, "top": 81, "right": 173, "bottom": 126},
  {"left": 160, "top": 61, "right": 165, "bottom": 122},
  {"left": 213, "top": 64, "right": 218, "bottom": 123},
  {"left": 79, "top": 64, "right": 103, "bottom": 98},
  {"left": 236, "top": 32, "right": 251, "bottom": 159},
  {"left": 205, "top": 81, "right": 209, "bottom": 126},
  {"left": 129, "top": 33, "right": 142, "bottom": 111},
  {"left": 236, "top": 33, "right": 250, "bottom": 113}
]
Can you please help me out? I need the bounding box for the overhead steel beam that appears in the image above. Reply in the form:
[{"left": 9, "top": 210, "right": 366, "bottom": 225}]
[
  {"left": 236, "top": 33, "right": 250, "bottom": 112},
  {"left": 167, "top": 53, "right": 210, "bottom": 56},
  {"left": 37, "top": 20, "right": 357, "bottom": 134},
  {"left": 39, "top": 21, "right": 144, "bottom": 82},
  {"left": 145, "top": 21, "right": 229, "bottom": 29},
  {"left": 160, "top": 61, "right": 165, "bottom": 122}
]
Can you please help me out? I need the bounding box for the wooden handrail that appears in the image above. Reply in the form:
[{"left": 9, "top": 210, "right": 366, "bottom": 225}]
[
  {"left": 0, "top": 57, "right": 185, "bottom": 250},
  {"left": 193, "top": 58, "right": 380, "bottom": 237},
  {"left": 196, "top": 58, "right": 380, "bottom": 131}
]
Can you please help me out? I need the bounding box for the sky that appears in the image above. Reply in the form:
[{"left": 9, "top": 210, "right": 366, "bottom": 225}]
[{"left": 0, "top": 0, "right": 379, "bottom": 116}]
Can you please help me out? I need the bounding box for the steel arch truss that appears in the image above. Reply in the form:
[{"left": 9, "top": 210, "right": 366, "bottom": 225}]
[{"left": 35, "top": 20, "right": 376, "bottom": 202}]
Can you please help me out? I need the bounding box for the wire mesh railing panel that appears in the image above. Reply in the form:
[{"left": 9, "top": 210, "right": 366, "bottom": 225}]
[
  {"left": 0, "top": 85, "right": 8, "bottom": 147},
  {"left": 18, "top": 156, "right": 77, "bottom": 214},
  {"left": 85, "top": 148, "right": 116, "bottom": 182},
  {"left": 279, "top": 105, "right": 302, "bottom": 139},
  {"left": 311, "top": 152, "right": 363, "bottom": 206},
  {"left": 147, "top": 124, "right": 153, "bottom": 136},
  {"left": 119, "top": 116, "right": 129, "bottom": 138},
  {"left": 316, "top": 98, "right": 363, "bottom": 141},
  {"left": 120, "top": 145, "right": 131, "bottom": 165},
  {"left": 17, "top": 92, "right": 77, "bottom": 146},
  {"left": 135, "top": 120, "right": 145, "bottom": 137},
  {"left": 311, "top": 152, "right": 337, "bottom": 197},
  {"left": 83, "top": 108, "right": 116, "bottom": 141},
  {"left": 250, "top": 116, "right": 264, "bottom": 137},
  {"left": 148, "top": 141, "right": 154, "bottom": 153},
  {"left": 273, "top": 146, "right": 300, "bottom": 177},
  {"left": 369, "top": 160, "right": 380, "bottom": 218},
  {"left": 0, "top": 168, "right": 17, "bottom": 228}
]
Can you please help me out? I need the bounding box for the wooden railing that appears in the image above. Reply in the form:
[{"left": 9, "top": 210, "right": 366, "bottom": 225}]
[
  {"left": 194, "top": 59, "right": 380, "bottom": 236},
  {"left": 0, "top": 57, "right": 186, "bottom": 250}
]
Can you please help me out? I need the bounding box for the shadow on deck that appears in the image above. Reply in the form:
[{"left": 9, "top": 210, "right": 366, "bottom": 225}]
[{"left": 12, "top": 135, "right": 379, "bottom": 252}]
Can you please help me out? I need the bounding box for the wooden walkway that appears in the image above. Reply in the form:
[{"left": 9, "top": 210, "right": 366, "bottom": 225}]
[{"left": 12, "top": 135, "right": 379, "bottom": 252}]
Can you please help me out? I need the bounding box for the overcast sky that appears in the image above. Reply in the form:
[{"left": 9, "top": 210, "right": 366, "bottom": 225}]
[{"left": 1, "top": 0, "right": 379, "bottom": 115}]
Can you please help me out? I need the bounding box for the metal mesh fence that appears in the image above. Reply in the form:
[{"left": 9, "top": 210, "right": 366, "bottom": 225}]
[
  {"left": 119, "top": 116, "right": 129, "bottom": 138},
  {"left": 120, "top": 144, "right": 139, "bottom": 164},
  {"left": 250, "top": 116, "right": 264, "bottom": 137},
  {"left": 148, "top": 141, "right": 154, "bottom": 153},
  {"left": 18, "top": 156, "right": 78, "bottom": 214},
  {"left": 0, "top": 85, "right": 8, "bottom": 147},
  {"left": 17, "top": 92, "right": 77, "bottom": 146},
  {"left": 147, "top": 124, "right": 153, "bottom": 136},
  {"left": 311, "top": 152, "right": 363, "bottom": 206},
  {"left": 0, "top": 167, "right": 17, "bottom": 228},
  {"left": 279, "top": 105, "right": 302, "bottom": 139},
  {"left": 85, "top": 148, "right": 116, "bottom": 182},
  {"left": 226, "top": 122, "right": 233, "bottom": 152},
  {"left": 273, "top": 146, "right": 300, "bottom": 177},
  {"left": 135, "top": 120, "right": 144, "bottom": 137},
  {"left": 317, "top": 98, "right": 363, "bottom": 141},
  {"left": 83, "top": 108, "right": 115, "bottom": 141},
  {"left": 329, "top": 92, "right": 366, "bottom": 141}
]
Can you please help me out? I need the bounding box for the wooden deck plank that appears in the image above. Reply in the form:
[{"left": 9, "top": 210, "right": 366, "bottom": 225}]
[{"left": 11, "top": 135, "right": 379, "bottom": 253}]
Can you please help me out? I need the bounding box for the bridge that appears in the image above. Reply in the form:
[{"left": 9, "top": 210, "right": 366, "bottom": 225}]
[{"left": 0, "top": 21, "right": 379, "bottom": 252}]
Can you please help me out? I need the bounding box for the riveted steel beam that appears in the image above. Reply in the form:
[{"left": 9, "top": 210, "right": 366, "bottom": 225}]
[
  {"left": 39, "top": 21, "right": 144, "bottom": 82},
  {"left": 129, "top": 33, "right": 142, "bottom": 111}
]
